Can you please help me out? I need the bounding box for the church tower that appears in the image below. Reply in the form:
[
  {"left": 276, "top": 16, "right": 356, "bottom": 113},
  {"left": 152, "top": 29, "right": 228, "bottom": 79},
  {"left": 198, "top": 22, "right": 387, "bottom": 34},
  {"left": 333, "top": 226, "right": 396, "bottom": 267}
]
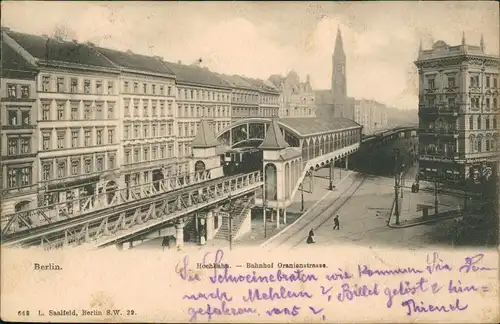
[{"left": 331, "top": 27, "right": 347, "bottom": 98}]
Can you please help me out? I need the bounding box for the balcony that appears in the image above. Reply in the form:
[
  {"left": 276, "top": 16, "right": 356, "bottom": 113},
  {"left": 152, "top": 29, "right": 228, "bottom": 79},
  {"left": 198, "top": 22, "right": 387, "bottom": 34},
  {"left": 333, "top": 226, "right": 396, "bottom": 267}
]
[
  {"left": 419, "top": 128, "right": 459, "bottom": 138},
  {"left": 419, "top": 106, "right": 459, "bottom": 116}
]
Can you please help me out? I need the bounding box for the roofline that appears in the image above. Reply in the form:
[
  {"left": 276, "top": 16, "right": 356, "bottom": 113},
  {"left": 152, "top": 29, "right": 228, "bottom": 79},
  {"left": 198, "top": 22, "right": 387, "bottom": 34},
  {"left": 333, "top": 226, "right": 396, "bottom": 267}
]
[
  {"left": 414, "top": 53, "right": 500, "bottom": 66},
  {"left": 174, "top": 80, "right": 232, "bottom": 90},
  {"left": 38, "top": 59, "right": 120, "bottom": 74},
  {"left": 118, "top": 67, "right": 176, "bottom": 79}
]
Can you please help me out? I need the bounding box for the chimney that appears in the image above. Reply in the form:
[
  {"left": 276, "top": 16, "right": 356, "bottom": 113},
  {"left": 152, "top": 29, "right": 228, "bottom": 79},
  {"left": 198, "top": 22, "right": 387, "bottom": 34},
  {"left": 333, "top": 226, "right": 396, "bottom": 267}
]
[
  {"left": 177, "top": 60, "right": 182, "bottom": 64},
  {"left": 126, "top": 49, "right": 133, "bottom": 54},
  {"left": 72, "top": 39, "right": 78, "bottom": 44},
  {"left": 306, "top": 74, "right": 310, "bottom": 83}
]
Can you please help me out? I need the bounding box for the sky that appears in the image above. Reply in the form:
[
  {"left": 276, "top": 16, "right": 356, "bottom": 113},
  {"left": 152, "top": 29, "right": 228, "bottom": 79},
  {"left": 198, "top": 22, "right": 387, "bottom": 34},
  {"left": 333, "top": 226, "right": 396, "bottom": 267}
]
[{"left": 2, "top": 1, "right": 498, "bottom": 110}]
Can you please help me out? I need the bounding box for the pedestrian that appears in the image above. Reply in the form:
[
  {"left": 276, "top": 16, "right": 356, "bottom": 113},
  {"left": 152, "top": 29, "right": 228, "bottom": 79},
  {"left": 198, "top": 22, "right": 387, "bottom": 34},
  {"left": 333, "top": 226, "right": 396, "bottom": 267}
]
[
  {"left": 162, "top": 236, "right": 169, "bottom": 252},
  {"left": 306, "top": 229, "right": 315, "bottom": 244},
  {"left": 333, "top": 215, "right": 340, "bottom": 230}
]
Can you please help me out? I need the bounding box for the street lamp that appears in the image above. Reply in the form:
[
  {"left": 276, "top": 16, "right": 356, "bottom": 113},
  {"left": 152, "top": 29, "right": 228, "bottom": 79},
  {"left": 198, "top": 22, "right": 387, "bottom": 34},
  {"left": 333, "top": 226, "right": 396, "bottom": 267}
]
[{"left": 393, "top": 148, "right": 401, "bottom": 225}]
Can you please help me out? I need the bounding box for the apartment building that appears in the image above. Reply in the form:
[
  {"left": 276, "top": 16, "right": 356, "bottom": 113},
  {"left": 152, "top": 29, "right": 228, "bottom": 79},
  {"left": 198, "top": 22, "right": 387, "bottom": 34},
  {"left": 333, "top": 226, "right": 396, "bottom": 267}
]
[
  {"left": 354, "top": 99, "right": 389, "bottom": 135},
  {"left": 0, "top": 38, "right": 39, "bottom": 216},
  {"left": 3, "top": 29, "right": 121, "bottom": 213},
  {"left": 95, "top": 47, "right": 177, "bottom": 186},
  {"left": 415, "top": 35, "right": 499, "bottom": 183},
  {"left": 239, "top": 77, "right": 280, "bottom": 117},
  {"left": 215, "top": 74, "right": 260, "bottom": 120},
  {"left": 162, "top": 62, "right": 232, "bottom": 173}
]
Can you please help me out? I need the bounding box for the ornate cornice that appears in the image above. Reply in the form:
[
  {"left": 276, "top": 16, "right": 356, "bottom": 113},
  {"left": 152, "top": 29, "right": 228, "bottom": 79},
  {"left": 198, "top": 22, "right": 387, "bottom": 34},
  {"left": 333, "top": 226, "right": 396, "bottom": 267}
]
[{"left": 415, "top": 55, "right": 499, "bottom": 69}]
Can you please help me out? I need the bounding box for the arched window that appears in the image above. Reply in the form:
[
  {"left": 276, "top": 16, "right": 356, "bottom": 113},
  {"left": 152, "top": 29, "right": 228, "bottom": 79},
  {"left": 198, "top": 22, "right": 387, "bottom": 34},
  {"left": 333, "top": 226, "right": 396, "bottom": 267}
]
[
  {"left": 469, "top": 116, "right": 474, "bottom": 130},
  {"left": 469, "top": 135, "right": 475, "bottom": 152},
  {"left": 264, "top": 163, "right": 277, "bottom": 200},
  {"left": 477, "top": 116, "right": 482, "bottom": 130}
]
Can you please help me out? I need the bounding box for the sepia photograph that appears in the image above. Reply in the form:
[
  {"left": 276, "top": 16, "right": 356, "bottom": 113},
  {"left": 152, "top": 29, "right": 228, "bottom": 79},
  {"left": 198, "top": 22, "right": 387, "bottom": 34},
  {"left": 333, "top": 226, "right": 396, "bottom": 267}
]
[{"left": 1, "top": 1, "right": 498, "bottom": 323}]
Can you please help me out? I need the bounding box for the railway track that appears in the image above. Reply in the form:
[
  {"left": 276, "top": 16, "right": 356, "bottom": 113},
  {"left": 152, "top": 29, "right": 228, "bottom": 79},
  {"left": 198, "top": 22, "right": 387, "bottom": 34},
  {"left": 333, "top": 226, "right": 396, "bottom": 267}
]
[{"left": 268, "top": 174, "right": 367, "bottom": 249}]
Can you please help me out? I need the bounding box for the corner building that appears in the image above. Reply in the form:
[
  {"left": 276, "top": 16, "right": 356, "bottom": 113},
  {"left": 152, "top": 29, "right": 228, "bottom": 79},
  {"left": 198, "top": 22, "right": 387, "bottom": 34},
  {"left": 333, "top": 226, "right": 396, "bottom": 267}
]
[
  {"left": 3, "top": 30, "right": 121, "bottom": 217},
  {"left": 95, "top": 48, "right": 177, "bottom": 188},
  {"left": 415, "top": 35, "right": 499, "bottom": 183},
  {"left": 0, "top": 36, "right": 39, "bottom": 215}
]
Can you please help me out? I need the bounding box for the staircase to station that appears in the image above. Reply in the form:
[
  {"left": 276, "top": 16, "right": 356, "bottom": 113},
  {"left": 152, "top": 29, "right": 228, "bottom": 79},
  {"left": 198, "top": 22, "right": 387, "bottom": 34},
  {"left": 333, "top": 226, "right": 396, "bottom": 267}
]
[{"left": 214, "top": 197, "right": 252, "bottom": 241}]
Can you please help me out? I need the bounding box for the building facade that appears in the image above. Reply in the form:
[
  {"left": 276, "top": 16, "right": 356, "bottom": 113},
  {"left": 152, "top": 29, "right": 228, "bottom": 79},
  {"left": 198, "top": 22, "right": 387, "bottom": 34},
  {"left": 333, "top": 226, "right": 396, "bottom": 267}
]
[
  {"left": 239, "top": 77, "right": 280, "bottom": 117},
  {"left": 3, "top": 30, "right": 122, "bottom": 216},
  {"left": 0, "top": 37, "right": 39, "bottom": 216},
  {"left": 96, "top": 48, "right": 178, "bottom": 188},
  {"left": 415, "top": 35, "right": 499, "bottom": 184},
  {"left": 354, "top": 99, "right": 389, "bottom": 135},
  {"left": 216, "top": 74, "right": 260, "bottom": 120},
  {"left": 268, "top": 71, "right": 316, "bottom": 118},
  {"left": 162, "top": 62, "right": 232, "bottom": 173}
]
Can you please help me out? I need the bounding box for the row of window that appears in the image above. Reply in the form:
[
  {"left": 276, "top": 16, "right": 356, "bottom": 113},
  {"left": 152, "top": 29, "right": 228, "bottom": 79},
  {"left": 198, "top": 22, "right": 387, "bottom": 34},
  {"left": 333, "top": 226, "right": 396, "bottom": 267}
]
[
  {"left": 427, "top": 75, "right": 499, "bottom": 90},
  {"left": 123, "top": 143, "right": 175, "bottom": 165},
  {"left": 178, "top": 87, "right": 230, "bottom": 102},
  {"left": 425, "top": 97, "right": 498, "bottom": 110},
  {"left": 177, "top": 121, "right": 230, "bottom": 137},
  {"left": 6, "top": 83, "right": 31, "bottom": 99},
  {"left": 260, "top": 95, "right": 279, "bottom": 105},
  {"left": 124, "top": 163, "right": 189, "bottom": 186},
  {"left": 123, "top": 81, "right": 173, "bottom": 96},
  {"left": 40, "top": 127, "right": 116, "bottom": 150},
  {"left": 41, "top": 75, "right": 116, "bottom": 95},
  {"left": 177, "top": 104, "right": 230, "bottom": 118},
  {"left": 124, "top": 99, "right": 173, "bottom": 118},
  {"left": 41, "top": 100, "right": 116, "bottom": 121},
  {"left": 123, "top": 122, "right": 174, "bottom": 140},
  {"left": 469, "top": 135, "right": 499, "bottom": 153},
  {"left": 232, "top": 92, "right": 259, "bottom": 103},
  {"left": 41, "top": 152, "right": 117, "bottom": 180},
  {"left": 469, "top": 115, "right": 498, "bottom": 130}
]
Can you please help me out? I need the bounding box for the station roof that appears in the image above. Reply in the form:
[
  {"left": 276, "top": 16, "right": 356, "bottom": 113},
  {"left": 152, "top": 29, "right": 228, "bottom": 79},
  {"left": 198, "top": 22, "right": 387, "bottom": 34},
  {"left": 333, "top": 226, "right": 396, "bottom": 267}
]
[{"left": 278, "top": 117, "right": 361, "bottom": 137}]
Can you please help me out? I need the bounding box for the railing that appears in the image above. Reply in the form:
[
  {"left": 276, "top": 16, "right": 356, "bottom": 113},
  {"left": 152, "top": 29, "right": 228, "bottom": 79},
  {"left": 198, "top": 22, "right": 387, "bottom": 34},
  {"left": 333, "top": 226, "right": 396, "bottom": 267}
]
[
  {"left": 2, "top": 170, "right": 263, "bottom": 249},
  {"left": 1, "top": 168, "right": 214, "bottom": 236}
]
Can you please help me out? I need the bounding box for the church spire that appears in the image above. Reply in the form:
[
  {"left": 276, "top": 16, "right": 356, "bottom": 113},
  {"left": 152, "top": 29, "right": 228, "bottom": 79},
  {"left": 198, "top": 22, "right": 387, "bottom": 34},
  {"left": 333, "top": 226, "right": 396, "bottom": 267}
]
[{"left": 334, "top": 27, "right": 345, "bottom": 58}]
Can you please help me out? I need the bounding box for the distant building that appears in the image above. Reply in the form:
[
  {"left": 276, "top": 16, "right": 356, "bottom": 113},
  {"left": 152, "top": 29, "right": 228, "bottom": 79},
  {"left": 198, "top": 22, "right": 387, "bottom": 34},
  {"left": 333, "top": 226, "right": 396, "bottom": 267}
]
[
  {"left": 0, "top": 36, "right": 39, "bottom": 216},
  {"left": 354, "top": 99, "right": 389, "bottom": 135},
  {"left": 268, "top": 71, "right": 316, "bottom": 117},
  {"left": 415, "top": 34, "right": 499, "bottom": 183},
  {"left": 162, "top": 61, "right": 233, "bottom": 173},
  {"left": 215, "top": 74, "right": 260, "bottom": 120},
  {"left": 238, "top": 76, "right": 280, "bottom": 118}
]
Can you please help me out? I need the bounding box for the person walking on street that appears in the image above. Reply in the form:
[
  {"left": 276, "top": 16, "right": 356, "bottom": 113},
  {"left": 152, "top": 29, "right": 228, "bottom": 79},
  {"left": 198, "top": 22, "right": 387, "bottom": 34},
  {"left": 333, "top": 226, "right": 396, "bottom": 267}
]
[
  {"left": 333, "top": 215, "right": 340, "bottom": 230},
  {"left": 307, "top": 228, "right": 316, "bottom": 244}
]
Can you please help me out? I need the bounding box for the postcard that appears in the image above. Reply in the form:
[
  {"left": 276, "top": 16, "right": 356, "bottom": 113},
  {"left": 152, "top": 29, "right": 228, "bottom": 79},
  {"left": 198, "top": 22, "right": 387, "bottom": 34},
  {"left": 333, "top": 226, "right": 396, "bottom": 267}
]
[{"left": 1, "top": 1, "right": 498, "bottom": 323}]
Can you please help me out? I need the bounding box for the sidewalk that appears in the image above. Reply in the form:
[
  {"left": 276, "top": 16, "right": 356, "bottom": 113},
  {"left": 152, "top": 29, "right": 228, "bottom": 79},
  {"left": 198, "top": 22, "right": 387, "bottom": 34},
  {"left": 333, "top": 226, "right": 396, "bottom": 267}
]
[
  {"left": 203, "top": 167, "right": 354, "bottom": 248},
  {"left": 389, "top": 182, "right": 482, "bottom": 228}
]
